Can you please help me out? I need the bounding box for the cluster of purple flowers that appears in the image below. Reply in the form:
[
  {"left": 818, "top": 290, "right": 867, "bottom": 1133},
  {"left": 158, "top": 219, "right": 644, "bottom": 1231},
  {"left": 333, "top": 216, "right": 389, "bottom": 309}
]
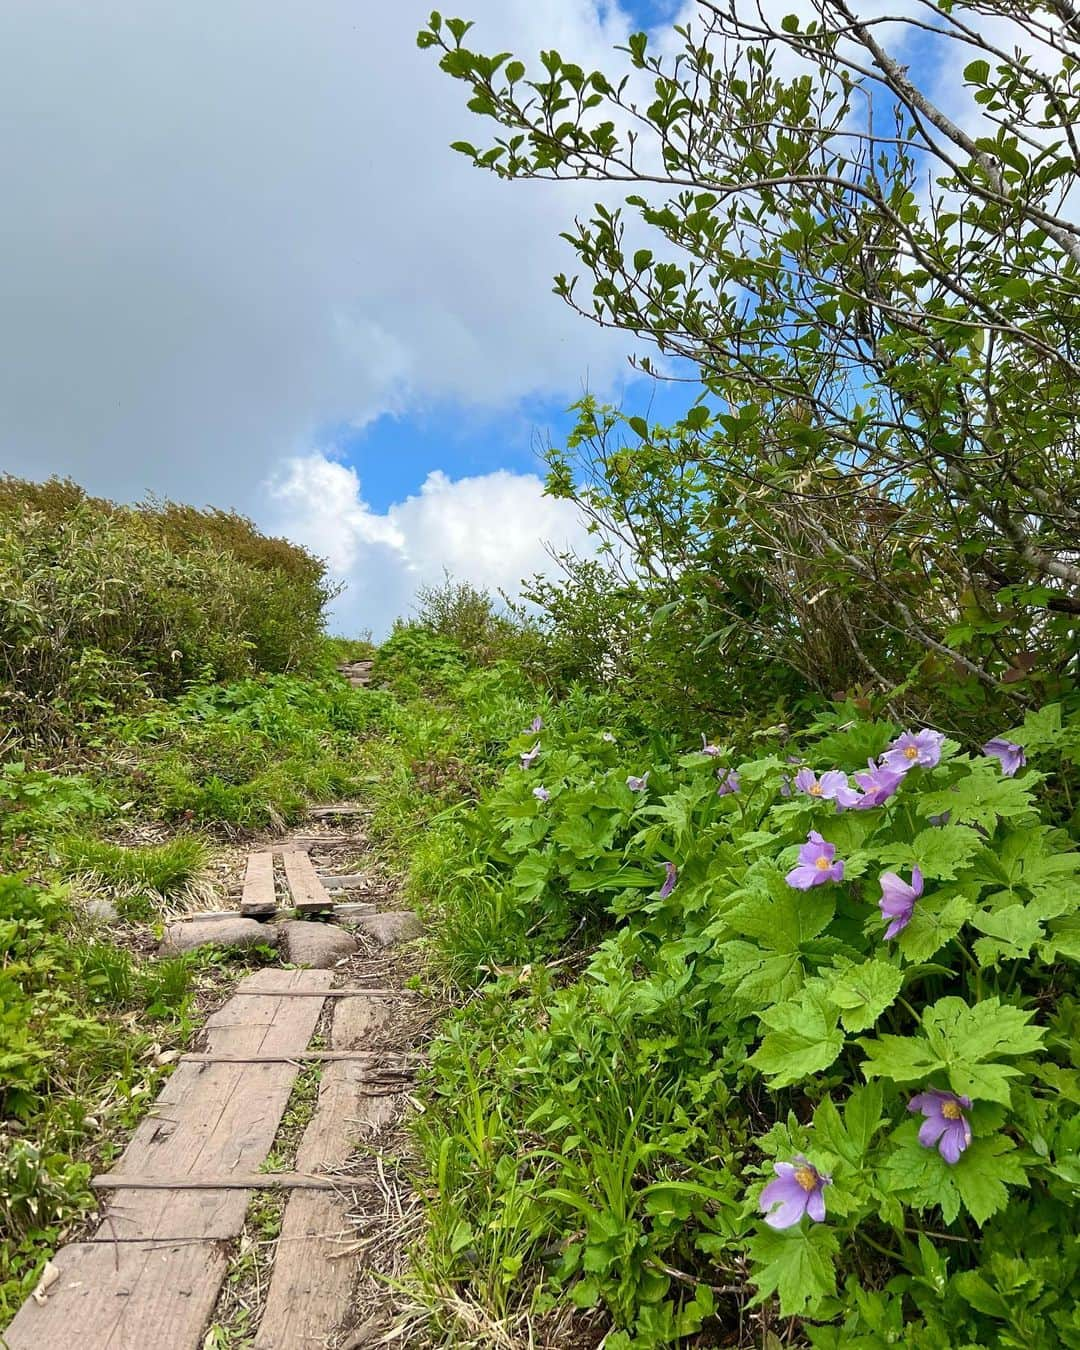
[
  {"left": 759, "top": 1084, "right": 975, "bottom": 1227},
  {"left": 517, "top": 717, "right": 1024, "bottom": 1218}
]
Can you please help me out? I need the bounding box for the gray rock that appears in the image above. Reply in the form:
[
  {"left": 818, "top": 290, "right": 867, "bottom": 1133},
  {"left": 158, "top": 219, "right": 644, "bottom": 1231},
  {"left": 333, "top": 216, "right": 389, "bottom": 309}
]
[
  {"left": 82, "top": 898, "right": 119, "bottom": 923},
  {"left": 281, "top": 919, "right": 358, "bottom": 968},
  {"left": 354, "top": 910, "right": 424, "bottom": 947},
  {"left": 159, "top": 916, "right": 278, "bottom": 956}
]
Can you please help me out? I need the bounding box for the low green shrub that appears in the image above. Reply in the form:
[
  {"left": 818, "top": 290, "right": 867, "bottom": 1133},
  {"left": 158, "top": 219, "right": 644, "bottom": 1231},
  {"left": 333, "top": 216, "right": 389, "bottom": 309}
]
[
  {"left": 412, "top": 698, "right": 1080, "bottom": 1346},
  {"left": 0, "top": 477, "right": 332, "bottom": 743}
]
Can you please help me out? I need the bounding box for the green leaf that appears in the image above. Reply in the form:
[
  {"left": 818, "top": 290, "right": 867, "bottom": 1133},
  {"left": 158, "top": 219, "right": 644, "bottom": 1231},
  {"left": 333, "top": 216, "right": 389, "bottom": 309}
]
[
  {"left": 632, "top": 249, "right": 653, "bottom": 272},
  {"left": 750, "top": 982, "right": 845, "bottom": 1087},
  {"left": 971, "top": 904, "right": 1046, "bottom": 965},
  {"left": 897, "top": 893, "right": 973, "bottom": 963},
  {"left": 951, "top": 1134, "right": 1027, "bottom": 1223},
  {"left": 879, "top": 825, "right": 983, "bottom": 880},
  {"left": 918, "top": 763, "right": 1038, "bottom": 831},
  {"left": 827, "top": 959, "right": 903, "bottom": 1032},
  {"left": 964, "top": 59, "right": 991, "bottom": 84},
  {"left": 747, "top": 1223, "right": 839, "bottom": 1317},
  {"left": 860, "top": 997, "right": 1043, "bottom": 1104}
]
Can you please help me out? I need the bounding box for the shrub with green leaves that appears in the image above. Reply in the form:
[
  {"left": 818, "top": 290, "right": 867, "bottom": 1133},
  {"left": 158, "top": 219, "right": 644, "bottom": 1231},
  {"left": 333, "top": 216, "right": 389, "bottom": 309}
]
[
  {"left": 414, "top": 699, "right": 1080, "bottom": 1346},
  {"left": 0, "top": 476, "right": 332, "bottom": 742}
]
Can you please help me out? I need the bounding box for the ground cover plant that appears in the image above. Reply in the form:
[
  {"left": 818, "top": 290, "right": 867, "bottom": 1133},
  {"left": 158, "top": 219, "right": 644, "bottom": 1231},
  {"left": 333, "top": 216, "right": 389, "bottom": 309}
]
[{"left": 394, "top": 673, "right": 1080, "bottom": 1346}]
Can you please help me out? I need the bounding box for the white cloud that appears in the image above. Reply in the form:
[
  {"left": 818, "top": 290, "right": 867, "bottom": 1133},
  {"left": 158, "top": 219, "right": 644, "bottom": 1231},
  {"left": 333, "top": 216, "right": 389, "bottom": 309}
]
[
  {"left": 0, "top": 1, "right": 648, "bottom": 506},
  {"left": 266, "top": 453, "right": 596, "bottom": 636}
]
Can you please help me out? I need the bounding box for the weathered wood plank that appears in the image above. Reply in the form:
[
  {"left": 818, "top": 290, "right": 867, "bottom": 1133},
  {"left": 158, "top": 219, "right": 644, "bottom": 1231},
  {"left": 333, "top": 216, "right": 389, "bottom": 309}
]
[
  {"left": 282, "top": 849, "right": 335, "bottom": 914},
  {"left": 307, "top": 804, "right": 365, "bottom": 818},
  {"left": 92, "top": 1171, "right": 378, "bottom": 1192},
  {"left": 239, "top": 850, "right": 277, "bottom": 917},
  {"left": 253, "top": 1000, "right": 406, "bottom": 1350},
  {"left": 181, "top": 1050, "right": 419, "bottom": 1064},
  {"left": 251, "top": 1191, "right": 357, "bottom": 1350},
  {"left": 2, "top": 1240, "right": 227, "bottom": 1350},
  {"left": 320, "top": 873, "right": 370, "bottom": 889},
  {"left": 95, "top": 967, "right": 332, "bottom": 1241}
]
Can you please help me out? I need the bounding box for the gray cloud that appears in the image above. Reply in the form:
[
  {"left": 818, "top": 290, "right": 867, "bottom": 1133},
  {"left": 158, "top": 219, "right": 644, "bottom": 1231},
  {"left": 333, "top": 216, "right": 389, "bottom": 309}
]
[{"left": 0, "top": 1, "right": 638, "bottom": 509}]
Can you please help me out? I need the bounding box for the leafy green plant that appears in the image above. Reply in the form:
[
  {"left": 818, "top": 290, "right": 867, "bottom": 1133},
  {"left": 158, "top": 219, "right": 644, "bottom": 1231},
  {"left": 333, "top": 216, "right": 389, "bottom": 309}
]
[{"left": 404, "top": 691, "right": 1080, "bottom": 1345}]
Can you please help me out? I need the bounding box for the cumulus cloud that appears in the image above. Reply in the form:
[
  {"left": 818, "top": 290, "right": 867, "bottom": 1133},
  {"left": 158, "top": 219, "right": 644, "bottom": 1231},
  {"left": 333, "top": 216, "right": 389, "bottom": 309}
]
[
  {"left": 0, "top": 1, "right": 647, "bottom": 506},
  {"left": 266, "top": 453, "right": 596, "bottom": 636}
]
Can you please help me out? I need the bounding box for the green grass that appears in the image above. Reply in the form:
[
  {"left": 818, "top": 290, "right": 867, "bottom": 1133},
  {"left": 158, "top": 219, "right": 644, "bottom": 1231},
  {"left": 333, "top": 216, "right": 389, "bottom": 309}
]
[{"left": 57, "top": 833, "right": 209, "bottom": 894}]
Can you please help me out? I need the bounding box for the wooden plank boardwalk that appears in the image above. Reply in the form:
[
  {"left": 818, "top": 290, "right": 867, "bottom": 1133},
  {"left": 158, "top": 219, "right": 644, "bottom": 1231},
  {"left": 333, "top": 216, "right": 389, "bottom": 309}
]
[{"left": 4, "top": 970, "right": 408, "bottom": 1349}]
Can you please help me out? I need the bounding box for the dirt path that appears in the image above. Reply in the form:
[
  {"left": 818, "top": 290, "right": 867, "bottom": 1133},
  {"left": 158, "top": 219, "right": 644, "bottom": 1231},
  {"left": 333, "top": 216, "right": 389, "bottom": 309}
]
[{"left": 5, "top": 801, "right": 428, "bottom": 1350}]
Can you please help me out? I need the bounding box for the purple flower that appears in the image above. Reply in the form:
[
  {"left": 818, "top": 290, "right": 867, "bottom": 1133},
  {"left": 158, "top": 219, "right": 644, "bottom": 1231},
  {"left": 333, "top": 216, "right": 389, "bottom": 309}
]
[
  {"left": 759, "top": 1156, "right": 831, "bottom": 1229},
  {"left": 525, "top": 715, "right": 543, "bottom": 734},
  {"left": 658, "top": 862, "right": 678, "bottom": 898},
  {"left": 627, "top": 773, "right": 649, "bottom": 793},
  {"left": 601, "top": 732, "right": 616, "bottom": 744},
  {"left": 700, "top": 734, "right": 722, "bottom": 757},
  {"left": 532, "top": 785, "right": 550, "bottom": 803},
  {"left": 520, "top": 744, "right": 541, "bottom": 769},
  {"left": 853, "top": 759, "right": 905, "bottom": 809},
  {"left": 716, "top": 768, "right": 740, "bottom": 796},
  {"left": 879, "top": 866, "right": 923, "bottom": 938},
  {"left": 882, "top": 729, "right": 945, "bottom": 775},
  {"left": 908, "top": 1089, "right": 972, "bottom": 1164},
  {"left": 983, "top": 737, "right": 1026, "bottom": 778},
  {"left": 794, "top": 767, "right": 861, "bottom": 809},
  {"left": 786, "top": 830, "right": 845, "bottom": 889}
]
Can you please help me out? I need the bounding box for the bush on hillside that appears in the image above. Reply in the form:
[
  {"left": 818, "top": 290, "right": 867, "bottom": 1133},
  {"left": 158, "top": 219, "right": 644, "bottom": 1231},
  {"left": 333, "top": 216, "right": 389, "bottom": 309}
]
[{"left": 0, "top": 477, "right": 332, "bottom": 741}]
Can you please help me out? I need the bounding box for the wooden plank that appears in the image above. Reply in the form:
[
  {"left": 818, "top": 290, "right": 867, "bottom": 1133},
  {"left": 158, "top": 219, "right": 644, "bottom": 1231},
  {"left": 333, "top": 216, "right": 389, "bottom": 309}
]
[
  {"left": 95, "top": 967, "right": 332, "bottom": 1241},
  {"left": 282, "top": 849, "right": 336, "bottom": 914},
  {"left": 332, "top": 993, "right": 395, "bottom": 1049},
  {"left": 2, "top": 1240, "right": 227, "bottom": 1350},
  {"left": 92, "top": 1171, "right": 378, "bottom": 1192},
  {"left": 289, "top": 833, "right": 355, "bottom": 847},
  {"left": 320, "top": 873, "right": 369, "bottom": 889},
  {"left": 239, "top": 986, "right": 406, "bottom": 998},
  {"left": 254, "top": 1022, "right": 405, "bottom": 1348},
  {"left": 181, "top": 1050, "right": 419, "bottom": 1064},
  {"left": 240, "top": 850, "right": 277, "bottom": 917},
  {"left": 251, "top": 1192, "right": 357, "bottom": 1350},
  {"left": 307, "top": 804, "right": 364, "bottom": 818}
]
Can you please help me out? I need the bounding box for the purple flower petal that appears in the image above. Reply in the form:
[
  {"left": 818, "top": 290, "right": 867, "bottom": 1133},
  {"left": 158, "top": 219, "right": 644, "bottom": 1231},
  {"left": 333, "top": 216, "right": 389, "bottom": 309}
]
[
  {"left": 658, "top": 862, "right": 678, "bottom": 898},
  {"left": 853, "top": 759, "right": 905, "bottom": 808},
  {"left": 627, "top": 773, "right": 649, "bottom": 793},
  {"left": 701, "top": 734, "right": 722, "bottom": 757},
  {"left": 983, "top": 737, "right": 1026, "bottom": 777},
  {"left": 758, "top": 1157, "right": 829, "bottom": 1229},
  {"left": 716, "top": 768, "right": 740, "bottom": 796},
  {"left": 908, "top": 1088, "right": 972, "bottom": 1164},
  {"left": 520, "top": 744, "right": 541, "bottom": 769},
  {"left": 882, "top": 729, "right": 945, "bottom": 774},
  {"left": 786, "top": 831, "right": 845, "bottom": 888},
  {"left": 532, "top": 786, "right": 550, "bottom": 802}
]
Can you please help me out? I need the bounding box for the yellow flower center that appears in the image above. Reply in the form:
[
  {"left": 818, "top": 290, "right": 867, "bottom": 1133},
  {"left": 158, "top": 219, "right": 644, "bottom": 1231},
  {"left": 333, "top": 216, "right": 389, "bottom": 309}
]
[
  {"left": 809, "top": 783, "right": 823, "bottom": 795},
  {"left": 904, "top": 746, "right": 919, "bottom": 760},
  {"left": 794, "top": 1166, "right": 817, "bottom": 1192},
  {"left": 815, "top": 855, "right": 831, "bottom": 870},
  {"left": 941, "top": 1101, "right": 963, "bottom": 1120}
]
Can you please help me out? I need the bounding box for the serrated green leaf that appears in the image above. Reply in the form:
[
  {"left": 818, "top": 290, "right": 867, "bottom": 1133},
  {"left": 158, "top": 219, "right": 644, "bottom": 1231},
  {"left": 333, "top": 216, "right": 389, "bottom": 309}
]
[
  {"left": 827, "top": 959, "right": 903, "bottom": 1032},
  {"left": 878, "top": 825, "right": 983, "bottom": 880},
  {"left": 747, "top": 1223, "right": 839, "bottom": 1317},
  {"left": 918, "top": 763, "right": 1039, "bottom": 831},
  {"left": 971, "top": 904, "right": 1045, "bottom": 965},
  {"left": 896, "top": 893, "right": 973, "bottom": 962},
  {"left": 750, "top": 982, "right": 844, "bottom": 1087},
  {"left": 951, "top": 1134, "right": 1027, "bottom": 1223}
]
